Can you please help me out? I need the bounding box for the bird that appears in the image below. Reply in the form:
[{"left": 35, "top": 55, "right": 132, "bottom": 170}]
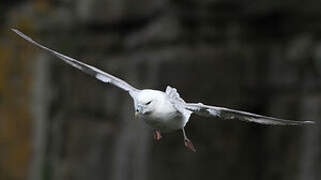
[{"left": 12, "top": 29, "right": 315, "bottom": 152}]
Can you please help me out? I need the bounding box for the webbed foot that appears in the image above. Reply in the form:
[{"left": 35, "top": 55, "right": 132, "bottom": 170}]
[
  {"left": 184, "top": 138, "right": 196, "bottom": 152},
  {"left": 153, "top": 130, "right": 162, "bottom": 141}
]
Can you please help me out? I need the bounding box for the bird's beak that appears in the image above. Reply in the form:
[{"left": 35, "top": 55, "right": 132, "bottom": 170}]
[{"left": 135, "top": 112, "right": 139, "bottom": 120}]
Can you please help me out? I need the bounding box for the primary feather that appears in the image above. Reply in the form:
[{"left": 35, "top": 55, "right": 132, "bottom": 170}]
[
  {"left": 11, "top": 29, "right": 138, "bottom": 93},
  {"left": 184, "top": 103, "right": 314, "bottom": 125}
]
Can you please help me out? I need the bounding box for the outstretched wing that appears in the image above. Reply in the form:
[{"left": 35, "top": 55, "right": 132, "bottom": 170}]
[
  {"left": 12, "top": 29, "right": 138, "bottom": 93},
  {"left": 184, "top": 103, "right": 315, "bottom": 125}
]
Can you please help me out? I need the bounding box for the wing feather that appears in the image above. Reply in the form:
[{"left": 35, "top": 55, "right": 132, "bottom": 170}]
[
  {"left": 12, "top": 29, "right": 138, "bottom": 93},
  {"left": 184, "top": 103, "right": 315, "bottom": 125},
  {"left": 165, "top": 86, "right": 192, "bottom": 119}
]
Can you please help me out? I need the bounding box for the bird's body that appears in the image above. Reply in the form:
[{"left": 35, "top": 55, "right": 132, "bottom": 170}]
[
  {"left": 136, "top": 89, "right": 187, "bottom": 133},
  {"left": 12, "top": 29, "right": 315, "bottom": 152},
  {"left": 141, "top": 107, "right": 184, "bottom": 133}
]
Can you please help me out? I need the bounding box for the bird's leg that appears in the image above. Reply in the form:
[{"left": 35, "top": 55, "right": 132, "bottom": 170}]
[
  {"left": 153, "top": 130, "right": 162, "bottom": 141},
  {"left": 182, "top": 128, "right": 196, "bottom": 152}
]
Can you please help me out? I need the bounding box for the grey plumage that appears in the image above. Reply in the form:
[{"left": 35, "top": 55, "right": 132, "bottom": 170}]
[
  {"left": 184, "top": 103, "right": 314, "bottom": 125},
  {"left": 11, "top": 29, "right": 138, "bottom": 93}
]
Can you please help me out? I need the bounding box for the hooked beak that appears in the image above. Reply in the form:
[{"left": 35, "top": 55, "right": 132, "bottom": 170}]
[
  {"left": 135, "top": 112, "right": 139, "bottom": 119},
  {"left": 135, "top": 104, "right": 142, "bottom": 119}
]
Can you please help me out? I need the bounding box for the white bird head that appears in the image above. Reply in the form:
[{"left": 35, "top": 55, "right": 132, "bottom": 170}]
[{"left": 134, "top": 90, "right": 163, "bottom": 118}]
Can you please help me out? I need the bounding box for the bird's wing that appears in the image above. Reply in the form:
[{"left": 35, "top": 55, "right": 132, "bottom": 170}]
[
  {"left": 184, "top": 103, "right": 315, "bottom": 125},
  {"left": 165, "top": 86, "right": 192, "bottom": 118},
  {"left": 165, "top": 86, "right": 186, "bottom": 104},
  {"left": 12, "top": 29, "right": 139, "bottom": 94}
]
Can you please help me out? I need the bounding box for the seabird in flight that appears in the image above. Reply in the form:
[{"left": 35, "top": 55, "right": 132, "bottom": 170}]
[{"left": 12, "top": 29, "right": 314, "bottom": 152}]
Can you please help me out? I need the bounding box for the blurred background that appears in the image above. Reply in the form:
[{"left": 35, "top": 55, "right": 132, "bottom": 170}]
[{"left": 1, "top": 0, "right": 321, "bottom": 180}]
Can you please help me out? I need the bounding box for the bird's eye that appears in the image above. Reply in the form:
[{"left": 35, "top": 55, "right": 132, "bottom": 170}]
[{"left": 145, "top": 101, "right": 152, "bottom": 105}]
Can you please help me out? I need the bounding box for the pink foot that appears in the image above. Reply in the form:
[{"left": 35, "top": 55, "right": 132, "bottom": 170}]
[
  {"left": 153, "top": 130, "right": 162, "bottom": 141},
  {"left": 184, "top": 139, "right": 196, "bottom": 152}
]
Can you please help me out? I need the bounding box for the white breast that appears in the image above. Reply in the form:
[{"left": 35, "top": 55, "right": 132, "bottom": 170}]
[{"left": 138, "top": 90, "right": 187, "bottom": 132}]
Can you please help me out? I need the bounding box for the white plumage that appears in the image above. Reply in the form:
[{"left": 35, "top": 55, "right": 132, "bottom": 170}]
[{"left": 136, "top": 90, "right": 188, "bottom": 133}]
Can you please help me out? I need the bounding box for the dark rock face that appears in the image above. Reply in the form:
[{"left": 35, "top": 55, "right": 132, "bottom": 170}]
[{"left": 2, "top": 0, "right": 321, "bottom": 180}]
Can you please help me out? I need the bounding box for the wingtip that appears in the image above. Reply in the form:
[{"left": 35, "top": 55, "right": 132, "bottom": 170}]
[
  {"left": 294, "top": 120, "right": 315, "bottom": 126},
  {"left": 11, "top": 28, "right": 18, "bottom": 33},
  {"left": 10, "top": 28, "right": 34, "bottom": 42},
  {"left": 304, "top": 121, "right": 315, "bottom": 125},
  {"left": 11, "top": 28, "right": 22, "bottom": 36}
]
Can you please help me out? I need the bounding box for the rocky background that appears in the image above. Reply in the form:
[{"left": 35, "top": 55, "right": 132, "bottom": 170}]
[{"left": 1, "top": 0, "right": 321, "bottom": 180}]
